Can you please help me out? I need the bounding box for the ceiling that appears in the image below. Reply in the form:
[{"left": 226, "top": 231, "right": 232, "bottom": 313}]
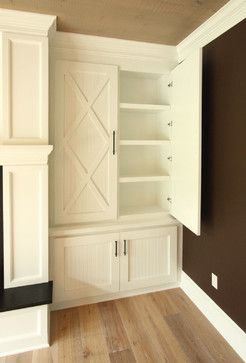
[{"left": 0, "top": 0, "right": 230, "bottom": 45}]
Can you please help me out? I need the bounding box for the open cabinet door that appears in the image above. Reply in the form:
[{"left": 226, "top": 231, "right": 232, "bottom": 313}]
[{"left": 170, "top": 49, "right": 202, "bottom": 235}]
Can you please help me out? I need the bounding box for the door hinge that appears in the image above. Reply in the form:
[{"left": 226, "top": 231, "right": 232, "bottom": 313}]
[
  {"left": 168, "top": 121, "right": 173, "bottom": 127},
  {"left": 168, "top": 81, "right": 173, "bottom": 87},
  {"left": 167, "top": 197, "right": 172, "bottom": 203}
]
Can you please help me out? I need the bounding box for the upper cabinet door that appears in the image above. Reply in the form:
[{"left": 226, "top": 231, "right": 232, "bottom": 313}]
[
  {"left": 51, "top": 61, "right": 118, "bottom": 225},
  {"left": 170, "top": 49, "right": 202, "bottom": 235}
]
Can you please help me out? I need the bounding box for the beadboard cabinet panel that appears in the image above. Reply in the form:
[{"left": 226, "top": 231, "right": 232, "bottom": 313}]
[
  {"left": 51, "top": 226, "right": 177, "bottom": 307},
  {"left": 0, "top": 32, "right": 48, "bottom": 143},
  {"left": 3, "top": 165, "right": 48, "bottom": 288},
  {"left": 120, "top": 227, "right": 177, "bottom": 290},
  {"left": 51, "top": 61, "right": 118, "bottom": 225},
  {"left": 52, "top": 233, "right": 120, "bottom": 303}
]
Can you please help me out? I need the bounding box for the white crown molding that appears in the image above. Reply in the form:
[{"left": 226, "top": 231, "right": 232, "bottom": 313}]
[
  {"left": 177, "top": 0, "right": 246, "bottom": 61},
  {"left": 181, "top": 271, "right": 246, "bottom": 362},
  {"left": 0, "top": 8, "right": 56, "bottom": 36},
  {"left": 50, "top": 31, "right": 178, "bottom": 70},
  {"left": 0, "top": 145, "right": 53, "bottom": 165}
]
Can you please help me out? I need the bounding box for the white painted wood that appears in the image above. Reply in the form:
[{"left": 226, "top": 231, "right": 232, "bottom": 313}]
[
  {"left": 170, "top": 49, "right": 202, "bottom": 235},
  {"left": 1, "top": 32, "right": 48, "bottom": 143},
  {"left": 51, "top": 282, "right": 179, "bottom": 311},
  {"left": 51, "top": 60, "right": 118, "bottom": 225},
  {"left": 120, "top": 227, "right": 177, "bottom": 291},
  {"left": 181, "top": 272, "right": 246, "bottom": 362},
  {"left": 0, "top": 9, "right": 56, "bottom": 36},
  {"left": 0, "top": 305, "right": 49, "bottom": 358},
  {"left": 120, "top": 175, "right": 169, "bottom": 183},
  {"left": 49, "top": 219, "right": 178, "bottom": 238},
  {"left": 120, "top": 110, "right": 171, "bottom": 142},
  {"left": 51, "top": 31, "right": 178, "bottom": 72},
  {"left": 120, "top": 181, "right": 170, "bottom": 219},
  {"left": 177, "top": 0, "right": 246, "bottom": 61},
  {"left": 120, "top": 103, "right": 170, "bottom": 112},
  {"left": 52, "top": 233, "right": 120, "bottom": 303},
  {"left": 120, "top": 140, "right": 169, "bottom": 145},
  {"left": 0, "top": 145, "right": 53, "bottom": 165},
  {"left": 3, "top": 165, "right": 49, "bottom": 288}
]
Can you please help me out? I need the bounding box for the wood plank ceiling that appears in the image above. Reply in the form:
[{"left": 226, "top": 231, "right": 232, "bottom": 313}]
[{"left": 0, "top": 0, "right": 230, "bottom": 45}]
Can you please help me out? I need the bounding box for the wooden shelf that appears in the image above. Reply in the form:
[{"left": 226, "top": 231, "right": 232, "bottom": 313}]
[
  {"left": 120, "top": 175, "right": 170, "bottom": 183},
  {"left": 120, "top": 140, "right": 169, "bottom": 146},
  {"left": 120, "top": 205, "right": 168, "bottom": 218},
  {"left": 120, "top": 103, "right": 170, "bottom": 112}
]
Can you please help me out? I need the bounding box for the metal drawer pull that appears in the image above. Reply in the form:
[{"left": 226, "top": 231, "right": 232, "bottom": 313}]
[
  {"left": 113, "top": 130, "right": 116, "bottom": 155},
  {"left": 115, "top": 241, "right": 118, "bottom": 257},
  {"left": 124, "top": 240, "right": 127, "bottom": 255}
]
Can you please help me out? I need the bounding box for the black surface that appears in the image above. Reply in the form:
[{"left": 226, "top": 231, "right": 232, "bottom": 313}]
[
  {"left": 0, "top": 281, "right": 53, "bottom": 312},
  {"left": 0, "top": 166, "right": 3, "bottom": 290}
]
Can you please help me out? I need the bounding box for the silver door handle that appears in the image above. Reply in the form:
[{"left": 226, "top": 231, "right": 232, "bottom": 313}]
[
  {"left": 113, "top": 130, "right": 116, "bottom": 155},
  {"left": 124, "top": 240, "right": 127, "bottom": 256}
]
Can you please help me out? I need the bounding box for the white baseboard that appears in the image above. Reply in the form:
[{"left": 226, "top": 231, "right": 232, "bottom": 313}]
[
  {"left": 0, "top": 305, "right": 49, "bottom": 358},
  {"left": 51, "top": 281, "right": 180, "bottom": 311},
  {"left": 181, "top": 271, "right": 246, "bottom": 362}
]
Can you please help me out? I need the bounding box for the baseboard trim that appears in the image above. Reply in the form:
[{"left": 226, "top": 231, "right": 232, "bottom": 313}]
[
  {"left": 181, "top": 271, "right": 246, "bottom": 362},
  {"left": 51, "top": 281, "right": 180, "bottom": 311}
]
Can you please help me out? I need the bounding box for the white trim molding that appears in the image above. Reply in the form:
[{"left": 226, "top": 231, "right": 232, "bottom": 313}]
[
  {"left": 0, "top": 305, "right": 49, "bottom": 357},
  {"left": 181, "top": 271, "right": 246, "bottom": 362},
  {"left": 177, "top": 0, "right": 246, "bottom": 61},
  {"left": 0, "top": 145, "right": 53, "bottom": 165},
  {"left": 50, "top": 31, "right": 178, "bottom": 71},
  {"left": 0, "top": 8, "right": 56, "bottom": 36}
]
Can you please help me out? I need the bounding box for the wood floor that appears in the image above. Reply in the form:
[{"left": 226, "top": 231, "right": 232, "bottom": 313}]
[{"left": 0, "top": 288, "right": 243, "bottom": 363}]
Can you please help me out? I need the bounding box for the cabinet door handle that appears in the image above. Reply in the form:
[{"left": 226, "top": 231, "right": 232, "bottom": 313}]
[
  {"left": 115, "top": 241, "right": 118, "bottom": 257},
  {"left": 113, "top": 130, "right": 116, "bottom": 155},
  {"left": 124, "top": 240, "right": 127, "bottom": 255}
]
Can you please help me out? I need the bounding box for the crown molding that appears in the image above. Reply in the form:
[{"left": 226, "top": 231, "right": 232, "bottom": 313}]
[
  {"left": 177, "top": 0, "right": 246, "bottom": 61},
  {"left": 0, "top": 8, "right": 56, "bottom": 36},
  {"left": 50, "top": 31, "right": 178, "bottom": 70},
  {"left": 0, "top": 145, "right": 53, "bottom": 165}
]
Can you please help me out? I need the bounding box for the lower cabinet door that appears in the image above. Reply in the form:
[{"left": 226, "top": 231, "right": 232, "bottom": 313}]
[
  {"left": 120, "top": 227, "right": 177, "bottom": 291},
  {"left": 52, "top": 233, "right": 120, "bottom": 303}
]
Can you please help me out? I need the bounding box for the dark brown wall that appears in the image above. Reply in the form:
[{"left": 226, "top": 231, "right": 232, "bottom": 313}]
[{"left": 183, "top": 19, "right": 246, "bottom": 332}]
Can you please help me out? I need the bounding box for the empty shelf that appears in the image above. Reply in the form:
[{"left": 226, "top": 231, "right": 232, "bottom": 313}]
[
  {"left": 120, "top": 205, "right": 168, "bottom": 217},
  {"left": 120, "top": 103, "right": 170, "bottom": 112},
  {"left": 120, "top": 139, "right": 169, "bottom": 146},
  {"left": 120, "top": 175, "right": 170, "bottom": 183}
]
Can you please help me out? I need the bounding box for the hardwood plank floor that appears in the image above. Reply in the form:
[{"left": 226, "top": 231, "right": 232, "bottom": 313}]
[{"left": 0, "top": 289, "right": 243, "bottom": 363}]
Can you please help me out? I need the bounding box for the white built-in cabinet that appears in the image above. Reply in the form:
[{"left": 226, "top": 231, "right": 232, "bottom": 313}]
[
  {"left": 52, "top": 226, "right": 177, "bottom": 305},
  {"left": 50, "top": 45, "right": 202, "bottom": 308},
  {"left": 51, "top": 49, "right": 202, "bottom": 235}
]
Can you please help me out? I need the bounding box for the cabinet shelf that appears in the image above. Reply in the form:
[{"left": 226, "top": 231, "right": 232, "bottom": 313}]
[
  {"left": 120, "top": 175, "right": 170, "bottom": 183},
  {"left": 120, "top": 103, "right": 170, "bottom": 112},
  {"left": 120, "top": 205, "right": 168, "bottom": 218},
  {"left": 120, "top": 140, "right": 169, "bottom": 146}
]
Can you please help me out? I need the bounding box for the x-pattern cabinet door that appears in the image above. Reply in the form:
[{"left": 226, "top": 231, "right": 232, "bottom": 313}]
[{"left": 51, "top": 61, "right": 118, "bottom": 225}]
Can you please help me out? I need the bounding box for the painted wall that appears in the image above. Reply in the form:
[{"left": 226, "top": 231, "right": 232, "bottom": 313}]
[{"left": 183, "top": 19, "right": 246, "bottom": 332}]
